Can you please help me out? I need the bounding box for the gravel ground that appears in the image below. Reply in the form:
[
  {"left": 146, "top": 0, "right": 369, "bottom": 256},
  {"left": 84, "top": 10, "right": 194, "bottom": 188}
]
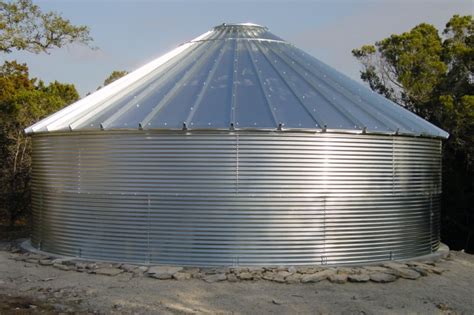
[{"left": 0, "top": 242, "right": 473, "bottom": 314}]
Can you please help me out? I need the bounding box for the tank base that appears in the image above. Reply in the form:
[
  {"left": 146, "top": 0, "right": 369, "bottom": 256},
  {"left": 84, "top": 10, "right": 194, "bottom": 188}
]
[{"left": 21, "top": 239, "right": 450, "bottom": 267}]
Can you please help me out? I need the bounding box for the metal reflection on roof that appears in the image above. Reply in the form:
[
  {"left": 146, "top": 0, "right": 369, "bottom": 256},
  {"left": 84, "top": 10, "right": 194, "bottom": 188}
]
[{"left": 25, "top": 23, "right": 449, "bottom": 138}]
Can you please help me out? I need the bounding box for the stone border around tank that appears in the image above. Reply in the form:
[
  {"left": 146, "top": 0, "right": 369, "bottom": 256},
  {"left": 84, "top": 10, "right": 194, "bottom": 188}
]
[{"left": 7, "top": 240, "right": 450, "bottom": 284}]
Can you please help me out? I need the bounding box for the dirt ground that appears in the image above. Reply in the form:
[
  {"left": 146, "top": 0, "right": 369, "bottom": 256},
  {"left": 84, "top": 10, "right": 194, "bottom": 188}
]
[{"left": 0, "top": 241, "right": 473, "bottom": 315}]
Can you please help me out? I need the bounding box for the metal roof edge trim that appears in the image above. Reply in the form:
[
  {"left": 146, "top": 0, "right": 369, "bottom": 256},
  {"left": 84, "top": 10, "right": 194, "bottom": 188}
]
[{"left": 27, "top": 127, "right": 448, "bottom": 140}]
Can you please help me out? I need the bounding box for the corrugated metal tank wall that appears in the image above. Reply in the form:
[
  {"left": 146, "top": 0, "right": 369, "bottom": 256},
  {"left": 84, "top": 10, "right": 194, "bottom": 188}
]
[{"left": 31, "top": 131, "right": 441, "bottom": 266}]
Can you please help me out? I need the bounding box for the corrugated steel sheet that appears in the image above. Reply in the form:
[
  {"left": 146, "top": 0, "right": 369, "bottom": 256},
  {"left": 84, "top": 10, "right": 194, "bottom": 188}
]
[
  {"left": 25, "top": 23, "right": 448, "bottom": 139},
  {"left": 31, "top": 131, "right": 441, "bottom": 266}
]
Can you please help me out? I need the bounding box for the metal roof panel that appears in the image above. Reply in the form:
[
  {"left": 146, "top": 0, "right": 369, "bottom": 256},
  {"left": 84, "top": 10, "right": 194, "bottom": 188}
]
[{"left": 26, "top": 23, "right": 449, "bottom": 139}]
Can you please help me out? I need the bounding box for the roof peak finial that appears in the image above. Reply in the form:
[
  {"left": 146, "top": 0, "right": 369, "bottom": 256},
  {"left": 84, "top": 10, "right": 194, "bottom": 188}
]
[{"left": 214, "top": 22, "right": 266, "bottom": 29}]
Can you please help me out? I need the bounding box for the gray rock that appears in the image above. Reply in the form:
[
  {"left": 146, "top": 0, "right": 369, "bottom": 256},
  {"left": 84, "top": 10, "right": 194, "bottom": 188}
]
[
  {"left": 287, "top": 266, "right": 297, "bottom": 273},
  {"left": 39, "top": 259, "right": 54, "bottom": 266},
  {"left": 86, "top": 263, "right": 98, "bottom": 270},
  {"left": 201, "top": 267, "right": 229, "bottom": 275},
  {"left": 149, "top": 273, "right": 173, "bottom": 280},
  {"left": 337, "top": 267, "right": 354, "bottom": 275},
  {"left": 383, "top": 263, "right": 421, "bottom": 280},
  {"left": 226, "top": 273, "right": 238, "bottom": 282},
  {"left": 192, "top": 272, "right": 204, "bottom": 279},
  {"left": 301, "top": 269, "right": 335, "bottom": 283},
  {"left": 52, "top": 258, "right": 74, "bottom": 266},
  {"left": 247, "top": 267, "right": 264, "bottom": 273},
  {"left": 203, "top": 273, "right": 226, "bottom": 283},
  {"left": 26, "top": 254, "right": 44, "bottom": 260},
  {"left": 383, "top": 262, "right": 408, "bottom": 269},
  {"left": 391, "top": 267, "right": 421, "bottom": 280},
  {"left": 75, "top": 262, "right": 89, "bottom": 271},
  {"left": 270, "top": 271, "right": 292, "bottom": 282},
  {"left": 252, "top": 273, "right": 262, "bottom": 280},
  {"left": 272, "top": 274, "right": 287, "bottom": 283},
  {"left": 369, "top": 272, "right": 397, "bottom": 283},
  {"left": 231, "top": 267, "right": 249, "bottom": 273},
  {"left": 285, "top": 273, "right": 302, "bottom": 284},
  {"left": 147, "top": 266, "right": 183, "bottom": 279},
  {"left": 297, "top": 266, "right": 321, "bottom": 274},
  {"left": 328, "top": 273, "right": 348, "bottom": 284},
  {"left": 95, "top": 263, "right": 114, "bottom": 269},
  {"left": 94, "top": 267, "right": 123, "bottom": 276},
  {"left": 13, "top": 255, "right": 26, "bottom": 261},
  {"left": 348, "top": 273, "right": 370, "bottom": 282},
  {"left": 182, "top": 267, "right": 200, "bottom": 275},
  {"left": 137, "top": 266, "right": 149, "bottom": 273},
  {"left": 353, "top": 267, "right": 366, "bottom": 274},
  {"left": 238, "top": 272, "right": 254, "bottom": 280},
  {"left": 262, "top": 271, "right": 275, "bottom": 281},
  {"left": 62, "top": 259, "right": 77, "bottom": 267},
  {"left": 173, "top": 272, "right": 191, "bottom": 280},
  {"left": 431, "top": 267, "right": 445, "bottom": 275},
  {"left": 364, "top": 266, "right": 393, "bottom": 273},
  {"left": 120, "top": 264, "right": 139, "bottom": 272},
  {"left": 408, "top": 262, "right": 445, "bottom": 275},
  {"left": 411, "top": 267, "right": 429, "bottom": 276},
  {"left": 53, "top": 263, "right": 70, "bottom": 271},
  {"left": 277, "top": 271, "right": 292, "bottom": 278}
]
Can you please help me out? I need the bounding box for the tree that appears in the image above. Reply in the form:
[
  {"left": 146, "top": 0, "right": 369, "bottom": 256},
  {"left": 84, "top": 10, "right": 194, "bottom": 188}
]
[
  {"left": 0, "top": 61, "right": 79, "bottom": 225},
  {"left": 352, "top": 14, "right": 474, "bottom": 252},
  {"left": 103, "top": 70, "right": 128, "bottom": 86},
  {"left": 0, "top": 0, "right": 93, "bottom": 225},
  {"left": 91, "top": 70, "right": 128, "bottom": 93},
  {"left": 0, "top": 0, "right": 93, "bottom": 53}
]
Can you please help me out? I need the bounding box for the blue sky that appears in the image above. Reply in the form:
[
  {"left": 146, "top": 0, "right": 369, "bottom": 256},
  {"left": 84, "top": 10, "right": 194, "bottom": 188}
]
[{"left": 2, "top": 0, "right": 472, "bottom": 96}]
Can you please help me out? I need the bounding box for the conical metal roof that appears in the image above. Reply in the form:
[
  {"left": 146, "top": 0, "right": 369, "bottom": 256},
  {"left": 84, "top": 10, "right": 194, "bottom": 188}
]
[{"left": 26, "top": 23, "right": 448, "bottom": 138}]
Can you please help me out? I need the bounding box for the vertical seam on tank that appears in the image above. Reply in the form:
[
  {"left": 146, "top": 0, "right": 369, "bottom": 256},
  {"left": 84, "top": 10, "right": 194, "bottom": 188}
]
[
  {"left": 147, "top": 195, "right": 151, "bottom": 264},
  {"left": 236, "top": 133, "right": 239, "bottom": 194}
]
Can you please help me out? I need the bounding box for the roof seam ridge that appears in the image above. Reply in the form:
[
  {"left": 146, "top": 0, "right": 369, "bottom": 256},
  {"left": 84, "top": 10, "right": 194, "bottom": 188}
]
[
  {"left": 140, "top": 35, "right": 223, "bottom": 128},
  {"left": 295, "top": 48, "right": 405, "bottom": 133},
  {"left": 264, "top": 42, "right": 365, "bottom": 130},
  {"left": 185, "top": 41, "right": 228, "bottom": 126},
  {"left": 229, "top": 39, "right": 239, "bottom": 125},
  {"left": 294, "top": 48, "right": 421, "bottom": 134},
  {"left": 101, "top": 40, "right": 206, "bottom": 129},
  {"left": 254, "top": 41, "right": 324, "bottom": 128},
  {"left": 245, "top": 41, "right": 279, "bottom": 128}
]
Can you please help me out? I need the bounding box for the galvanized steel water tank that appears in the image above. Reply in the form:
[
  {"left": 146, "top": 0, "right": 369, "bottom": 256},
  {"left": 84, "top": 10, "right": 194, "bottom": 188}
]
[{"left": 26, "top": 23, "right": 449, "bottom": 266}]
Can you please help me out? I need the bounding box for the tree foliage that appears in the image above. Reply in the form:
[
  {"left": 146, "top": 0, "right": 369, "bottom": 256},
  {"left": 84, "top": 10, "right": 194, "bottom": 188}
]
[
  {"left": 352, "top": 14, "right": 474, "bottom": 251},
  {"left": 103, "top": 70, "right": 128, "bottom": 86},
  {"left": 93, "top": 70, "right": 128, "bottom": 92},
  {"left": 0, "top": 61, "right": 79, "bottom": 224},
  {"left": 0, "top": 0, "right": 93, "bottom": 53},
  {"left": 0, "top": 0, "right": 91, "bottom": 225}
]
